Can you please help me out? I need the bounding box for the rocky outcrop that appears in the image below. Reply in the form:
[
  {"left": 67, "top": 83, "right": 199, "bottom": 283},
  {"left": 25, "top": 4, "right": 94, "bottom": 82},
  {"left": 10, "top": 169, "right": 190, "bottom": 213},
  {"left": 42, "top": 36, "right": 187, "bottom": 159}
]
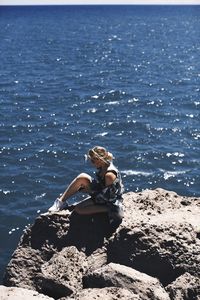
[
  {"left": 3, "top": 188, "right": 200, "bottom": 300},
  {"left": 61, "top": 287, "right": 140, "bottom": 300},
  {"left": 83, "top": 263, "right": 170, "bottom": 300},
  {"left": 166, "top": 273, "right": 200, "bottom": 300},
  {"left": 0, "top": 285, "right": 54, "bottom": 300}
]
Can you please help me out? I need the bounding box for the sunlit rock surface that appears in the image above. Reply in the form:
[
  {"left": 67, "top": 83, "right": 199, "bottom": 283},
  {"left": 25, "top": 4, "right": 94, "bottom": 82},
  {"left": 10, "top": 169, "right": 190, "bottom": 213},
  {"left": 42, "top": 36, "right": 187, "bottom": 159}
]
[{"left": 3, "top": 189, "right": 200, "bottom": 300}]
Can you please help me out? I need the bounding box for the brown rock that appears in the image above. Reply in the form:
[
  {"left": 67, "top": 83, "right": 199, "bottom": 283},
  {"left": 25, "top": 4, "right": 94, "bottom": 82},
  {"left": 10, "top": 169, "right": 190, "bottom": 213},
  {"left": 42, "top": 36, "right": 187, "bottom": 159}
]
[
  {"left": 3, "top": 189, "right": 200, "bottom": 300},
  {"left": 3, "top": 211, "right": 112, "bottom": 291},
  {"left": 0, "top": 285, "right": 53, "bottom": 300},
  {"left": 66, "top": 287, "right": 139, "bottom": 299},
  {"left": 83, "top": 263, "right": 170, "bottom": 300},
  {"left": 107, "top": 189, "right": 200, "bottom": 285},
  {"left": 3, "top": 247, "right": 44, "bottom": 290},
  {"left": 36, "top": 246, "right": 87, "bottom": 299},
  {"left": 166, "top": 272, "right": 200, "bottom": 300}
]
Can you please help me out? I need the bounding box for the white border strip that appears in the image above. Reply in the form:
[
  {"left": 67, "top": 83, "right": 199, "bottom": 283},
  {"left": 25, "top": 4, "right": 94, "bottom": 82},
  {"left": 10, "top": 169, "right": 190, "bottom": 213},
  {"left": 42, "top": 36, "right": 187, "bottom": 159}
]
[{"left": 0, "top": 0, "right": 200, "bottom": 5}]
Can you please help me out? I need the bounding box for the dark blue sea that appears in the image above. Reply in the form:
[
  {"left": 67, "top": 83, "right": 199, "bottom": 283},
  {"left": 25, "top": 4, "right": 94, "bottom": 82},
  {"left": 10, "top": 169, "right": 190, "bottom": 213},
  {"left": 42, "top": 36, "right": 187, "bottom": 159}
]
[{"left": 0, "top": 5, "right": 200, "bottom": 282}]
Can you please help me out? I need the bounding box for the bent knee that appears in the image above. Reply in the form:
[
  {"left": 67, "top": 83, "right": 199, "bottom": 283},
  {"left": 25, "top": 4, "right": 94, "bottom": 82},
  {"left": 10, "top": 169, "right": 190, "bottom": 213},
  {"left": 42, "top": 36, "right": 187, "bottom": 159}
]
[
  {"left": 76, "top": 173, "right": 92, "bottom": 191},
  {"left": 77, "top": 173, "right": 92, "bottom": 185},
  {"left": 77, "top": 173, "right": 92, "bottom": 181}
]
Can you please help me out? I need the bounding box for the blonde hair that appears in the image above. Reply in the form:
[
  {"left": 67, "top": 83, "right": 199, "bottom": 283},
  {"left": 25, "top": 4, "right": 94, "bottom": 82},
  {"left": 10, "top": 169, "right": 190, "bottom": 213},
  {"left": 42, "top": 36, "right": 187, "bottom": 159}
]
[{"left": 88, "top": 146, "right": 114, "bottom": 163}]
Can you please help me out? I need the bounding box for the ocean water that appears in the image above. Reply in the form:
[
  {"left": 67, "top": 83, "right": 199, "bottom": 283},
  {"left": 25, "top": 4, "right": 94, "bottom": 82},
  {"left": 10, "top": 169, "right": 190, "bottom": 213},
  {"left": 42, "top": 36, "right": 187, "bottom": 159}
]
[{"left": 0, "top": 5, "right": 200, "bottom": 282}]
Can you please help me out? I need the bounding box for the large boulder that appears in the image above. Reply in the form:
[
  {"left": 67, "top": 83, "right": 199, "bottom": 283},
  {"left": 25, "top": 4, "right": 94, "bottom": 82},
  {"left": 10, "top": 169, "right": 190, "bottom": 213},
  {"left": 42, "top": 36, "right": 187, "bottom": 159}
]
[
  {"left": 36, "top": 246, "right": 88, "bottom": 299},
  {"left": 83, "top": 262, "right": 170, "bottom": 300},
  {"left": 0, "top": 285, "right": 53, "bottom": 300},
  {"left": 62, "top": 287, "right": 140, "bottom": 300},
  {"left": 108, "top": 189, "right": 200, "bottom": 285},
  {"left": 3, "top": 189, "right": 200, "bottom": 300},
  {"left": 166, "top": 272, "right": 200, "bottom": 300}
]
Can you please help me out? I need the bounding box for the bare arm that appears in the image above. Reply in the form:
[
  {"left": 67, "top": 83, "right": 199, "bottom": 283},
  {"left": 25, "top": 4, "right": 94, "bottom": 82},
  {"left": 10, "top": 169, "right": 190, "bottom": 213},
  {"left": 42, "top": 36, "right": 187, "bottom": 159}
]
[
  {"left": 105, "top": 171, "right": 117, "bottom": 186},
  {"left": 93, "top": 171, "right": 117, "bottom": 204}
]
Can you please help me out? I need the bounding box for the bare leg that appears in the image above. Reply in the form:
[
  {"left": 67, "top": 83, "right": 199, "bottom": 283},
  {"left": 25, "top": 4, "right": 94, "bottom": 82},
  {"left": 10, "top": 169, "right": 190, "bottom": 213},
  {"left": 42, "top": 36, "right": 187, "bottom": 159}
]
[
  {"left": 59, "top": 173, "right": 92, "bottom": 203},
  {"left": 74, "top": 197, "right": 109, "bottom": 215}
]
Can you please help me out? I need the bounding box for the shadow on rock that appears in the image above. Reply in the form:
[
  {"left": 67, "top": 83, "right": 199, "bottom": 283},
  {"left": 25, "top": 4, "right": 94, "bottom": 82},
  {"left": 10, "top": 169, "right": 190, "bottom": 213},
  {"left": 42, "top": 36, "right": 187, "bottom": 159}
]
[
  {"left": 3, "top": 210, "right": 121, "bottom": 294},
  {"left": 64, "top": 212, "right": 121, "bottom": 255},
  {"left": 18, "top": 211, "right": 121, "bottom": 257}
]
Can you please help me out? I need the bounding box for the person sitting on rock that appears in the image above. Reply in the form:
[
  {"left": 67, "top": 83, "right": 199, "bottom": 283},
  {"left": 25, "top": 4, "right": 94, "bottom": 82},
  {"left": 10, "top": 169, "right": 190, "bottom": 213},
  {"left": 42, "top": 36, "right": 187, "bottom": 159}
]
[{"left": 48, "top": 146, "right": 124, "bottom": 222}]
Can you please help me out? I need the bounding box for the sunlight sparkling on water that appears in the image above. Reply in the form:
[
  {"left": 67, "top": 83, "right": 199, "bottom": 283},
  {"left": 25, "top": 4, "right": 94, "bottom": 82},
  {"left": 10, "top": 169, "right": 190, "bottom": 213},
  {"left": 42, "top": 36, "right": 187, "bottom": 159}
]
[{"left": 0, "top": 5, "right": 200, "bottom": 281}]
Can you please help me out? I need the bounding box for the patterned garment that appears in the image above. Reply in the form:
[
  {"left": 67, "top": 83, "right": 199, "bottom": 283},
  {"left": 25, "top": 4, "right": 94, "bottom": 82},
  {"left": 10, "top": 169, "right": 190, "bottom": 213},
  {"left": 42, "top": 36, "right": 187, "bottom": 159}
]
[{"left": 89, "top": 162, "right": 124, "bottom": 219}]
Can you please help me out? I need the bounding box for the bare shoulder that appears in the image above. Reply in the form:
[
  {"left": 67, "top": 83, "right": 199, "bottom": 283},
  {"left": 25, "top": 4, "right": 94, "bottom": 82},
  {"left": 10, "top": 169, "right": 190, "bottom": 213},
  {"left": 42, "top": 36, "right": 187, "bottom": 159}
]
[{"left": 105, "top": 171, "right": 116, "bottom": 185}]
